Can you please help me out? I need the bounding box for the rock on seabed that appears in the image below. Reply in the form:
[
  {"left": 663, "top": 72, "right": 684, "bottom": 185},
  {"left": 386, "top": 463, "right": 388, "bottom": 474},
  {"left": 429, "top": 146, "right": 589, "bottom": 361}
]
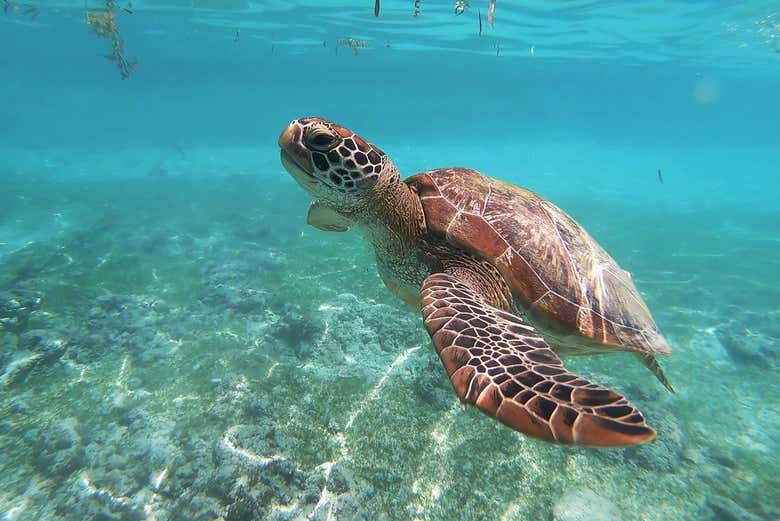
[{"left": 553, "top": 487, "right": 623, "bottom": 521}]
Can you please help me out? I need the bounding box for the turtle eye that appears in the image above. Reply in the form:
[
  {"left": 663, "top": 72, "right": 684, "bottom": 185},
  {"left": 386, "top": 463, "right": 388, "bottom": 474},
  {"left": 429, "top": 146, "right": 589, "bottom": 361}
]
[{"left": 304, "top": 127, "right": 340, "bottom": 152}]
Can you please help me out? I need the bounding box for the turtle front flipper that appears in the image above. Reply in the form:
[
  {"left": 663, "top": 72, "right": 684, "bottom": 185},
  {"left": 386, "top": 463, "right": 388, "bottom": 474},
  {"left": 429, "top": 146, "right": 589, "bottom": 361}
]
[
  {"left": 421, "top": 273, "right": 655, "bottom": 447},
  {"left": 307, "top": 200, "right": 352, "bottom": 232}
]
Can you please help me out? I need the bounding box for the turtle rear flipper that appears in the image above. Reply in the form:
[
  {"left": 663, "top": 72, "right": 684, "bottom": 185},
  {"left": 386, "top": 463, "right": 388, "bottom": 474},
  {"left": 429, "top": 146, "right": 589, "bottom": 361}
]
[
  {"left": 638, "top": 353, "right": 675, "bottom": 393},
  {"left": 421, "top": 273, "right": 656, "bottom": 448}
]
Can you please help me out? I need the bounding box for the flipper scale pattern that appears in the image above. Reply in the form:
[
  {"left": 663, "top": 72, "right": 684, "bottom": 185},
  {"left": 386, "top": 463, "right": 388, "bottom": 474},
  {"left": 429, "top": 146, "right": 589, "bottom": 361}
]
[{"left": 421, "top": 273, "right": 655, "bottom": 447}]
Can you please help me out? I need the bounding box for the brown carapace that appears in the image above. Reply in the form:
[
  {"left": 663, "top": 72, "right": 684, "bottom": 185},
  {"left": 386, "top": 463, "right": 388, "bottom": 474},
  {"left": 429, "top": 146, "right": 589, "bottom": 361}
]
[{"left": 408, "top": 168, "right": 671, "bottom": 361}]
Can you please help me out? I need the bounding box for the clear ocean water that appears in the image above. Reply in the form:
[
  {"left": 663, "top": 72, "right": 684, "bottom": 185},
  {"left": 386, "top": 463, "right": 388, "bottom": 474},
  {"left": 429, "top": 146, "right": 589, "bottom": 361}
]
[{"left": 1, "top": 1, "right": 779, "bottom": 520}]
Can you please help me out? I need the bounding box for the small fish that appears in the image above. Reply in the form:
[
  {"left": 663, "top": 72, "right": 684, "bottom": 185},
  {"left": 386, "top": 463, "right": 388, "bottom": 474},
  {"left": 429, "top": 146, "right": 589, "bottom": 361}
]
[
  {"left": 488, "top": 0, "right": 496, "bottom": 28},
  {"left": 657, "top": 169, "right": 664, "bottom": 184},
  {"left": 478, "top": 8, "right": 482, "bottom": 35},
  {"left": 374, "top": 0, "right": 380, "bottom": 17},
  {"left": 414, "top": 0, "right": 421, "bottom": 17},
  {"left": 234, "top": 29, "right": 240, "bottom": 42},
  {"left": 496, "top": 42, "right": 500, "bottom": 56},
  {"left": 121, "top": 6, "right": 133, "bottom": 14}
]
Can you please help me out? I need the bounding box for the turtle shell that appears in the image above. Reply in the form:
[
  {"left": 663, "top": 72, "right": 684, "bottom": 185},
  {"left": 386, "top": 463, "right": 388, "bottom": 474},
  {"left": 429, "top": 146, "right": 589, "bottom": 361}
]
[{"left": 406, "top": 167, "right": 670, "bottom": 356}]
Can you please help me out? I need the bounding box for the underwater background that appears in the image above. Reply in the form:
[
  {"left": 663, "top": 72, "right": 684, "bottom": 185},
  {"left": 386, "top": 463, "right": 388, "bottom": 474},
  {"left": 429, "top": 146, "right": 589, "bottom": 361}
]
[{"left": 1, "top": 1, "right": 779, "bottom": 520}]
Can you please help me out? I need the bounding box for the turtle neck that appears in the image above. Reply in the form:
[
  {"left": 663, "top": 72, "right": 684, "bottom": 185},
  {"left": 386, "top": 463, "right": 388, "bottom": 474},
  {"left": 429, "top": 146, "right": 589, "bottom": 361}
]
[{"left": 357, "top": 162, "right": 425, "bottom": 259}]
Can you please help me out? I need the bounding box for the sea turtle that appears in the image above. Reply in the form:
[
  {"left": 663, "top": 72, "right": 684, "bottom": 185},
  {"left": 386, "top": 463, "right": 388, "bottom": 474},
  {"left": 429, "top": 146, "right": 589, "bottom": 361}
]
[{"left": 278, "top": 117, "right": 673, "bottom": 447}]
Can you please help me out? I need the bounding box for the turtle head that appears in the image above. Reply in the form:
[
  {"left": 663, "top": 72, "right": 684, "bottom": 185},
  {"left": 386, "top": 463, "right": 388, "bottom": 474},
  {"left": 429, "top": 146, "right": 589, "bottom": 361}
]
[{"left": 278, "top": 117, "right": 390, "bottom": 209}]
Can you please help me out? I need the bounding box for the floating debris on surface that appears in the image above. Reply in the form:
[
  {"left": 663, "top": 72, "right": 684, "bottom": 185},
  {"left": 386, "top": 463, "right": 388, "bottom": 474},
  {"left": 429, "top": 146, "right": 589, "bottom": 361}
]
[
  {"left": 414, "top": 0, "right": 421, "bottom": 18},
  {"left": 84, "top": 1, "right": 138, "bottom": 79},
  {"left": 487, "top": 0, "right": 496, "bottom": 28},
  {"left": 338, "top": 37, "right": 371, "bottom": 55},
  {"left": 750, "top": 13, "right": 779, "bottom": 54},
  {"left": 1, "top": 1, "right": 40, "bottom": 19},
  {"left": 374, "top": 0, "right": 379, "bottom": 17},
  {"left": 454, "top": 0, "right": 469, "bottom": 16},
  {"left": 478, "top": 7, "right": 482, "bottom": 35},
  {"left": 754, "top": 14, "right": 778, "bottom": 32},
  {"left": 658, "top": 169, "right": 664, "bottom": 184}
]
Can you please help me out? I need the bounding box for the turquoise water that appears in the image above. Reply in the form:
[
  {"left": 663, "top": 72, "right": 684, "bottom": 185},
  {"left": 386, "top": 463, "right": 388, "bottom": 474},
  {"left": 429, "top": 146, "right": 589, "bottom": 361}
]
[{"left": 1, "top": 1, "right": 779, "bottom": 520}]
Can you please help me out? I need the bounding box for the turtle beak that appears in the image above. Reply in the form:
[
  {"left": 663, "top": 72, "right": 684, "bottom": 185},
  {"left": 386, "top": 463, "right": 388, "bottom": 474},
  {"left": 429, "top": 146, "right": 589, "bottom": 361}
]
[{"left": 278, "top": 121, "right": 314, "bottom": 175}]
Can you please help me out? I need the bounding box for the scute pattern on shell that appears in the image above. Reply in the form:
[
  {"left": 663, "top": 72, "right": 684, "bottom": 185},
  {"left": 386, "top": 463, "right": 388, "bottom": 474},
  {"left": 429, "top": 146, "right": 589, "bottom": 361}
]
[{"left": 407, "top": 168, "right": 670, "bottom": 356}]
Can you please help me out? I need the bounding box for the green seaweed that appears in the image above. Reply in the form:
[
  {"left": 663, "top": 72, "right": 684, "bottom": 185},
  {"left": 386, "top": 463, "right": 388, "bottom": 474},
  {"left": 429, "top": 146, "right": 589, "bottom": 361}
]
[{"left": 84, "top": 1, "right": 138, "bottom": 79}]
